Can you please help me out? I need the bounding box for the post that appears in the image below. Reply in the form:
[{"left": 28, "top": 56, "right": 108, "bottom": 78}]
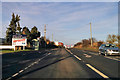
[
  {"left": 23, "top": 46, "right": 25, "bottom": 50},
  {"left": 90, "top": 22, "right": 93, "bottom": 47},
  {"left": 44, "top": 24, "right": 46, "bottom": 42},
  {"left": 14, "top": 46, "right": 15, "bottom": 51},
  {"left": 52, "top": 33, "right": 53, "bottom": 41},
  {"left": 44, "top": 24, "right": 47, "bottom": 48}
]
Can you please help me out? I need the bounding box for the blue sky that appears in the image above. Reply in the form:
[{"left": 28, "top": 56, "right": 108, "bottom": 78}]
[{"left": 1, "top": 2, "right": 118, "bottom": 45}]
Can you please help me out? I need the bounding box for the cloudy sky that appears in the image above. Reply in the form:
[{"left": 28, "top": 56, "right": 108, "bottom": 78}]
[{"left": 1, "top": 2, "right": 118, "bottom": 45}]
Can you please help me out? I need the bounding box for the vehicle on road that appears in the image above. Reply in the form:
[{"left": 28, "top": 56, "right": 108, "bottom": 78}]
[{"left": 99, "top": 43, "right": 120, "bottom": 56}]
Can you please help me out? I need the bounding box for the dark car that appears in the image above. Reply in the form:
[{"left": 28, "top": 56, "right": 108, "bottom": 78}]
[{"left": 99, "top": 43, "right": 120, "bottom": 56}]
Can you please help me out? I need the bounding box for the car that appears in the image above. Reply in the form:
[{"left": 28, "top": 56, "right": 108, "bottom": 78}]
[{"left": 99, "top": 43, "right": 120, "bottom": 56}]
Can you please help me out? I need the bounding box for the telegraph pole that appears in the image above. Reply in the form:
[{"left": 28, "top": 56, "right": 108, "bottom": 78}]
[
  {"left": 52, "top": 33, "right": 53, "bottom": 41},
  {"left": 44, "top": 24, "right": 46, "bottom": 42},
  {"left": 90, "top": 22, "right": 93, "bottom": 47}
]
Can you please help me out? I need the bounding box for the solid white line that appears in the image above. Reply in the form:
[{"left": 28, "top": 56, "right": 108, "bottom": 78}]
[
  {"left": 86, "top": 64, "right": 109, "bottom": 78},
  {"left": 105, "top": 57, "right": 120, "bottom": 61}
]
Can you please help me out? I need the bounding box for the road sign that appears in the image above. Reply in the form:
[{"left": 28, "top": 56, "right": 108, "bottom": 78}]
[{"left": 12, "top": 38, "right": 27, "bottom": 46}]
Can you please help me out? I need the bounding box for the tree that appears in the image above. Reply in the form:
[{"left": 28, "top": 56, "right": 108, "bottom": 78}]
[
  {"left": 117, "top": 35, "right": 120, "bottom": 48},
  {"left": 74, "top": 42, "right": 82, "bottom": 47},
  {"left": 22, "top": 26, "right": 31, "bottom": 44},
  {"left": 106, "top": 34, "right": 117, "bottom": 44},
  {"left": 40, "top": 36, "right": 46, "bottom": 48},
  {"left": 82, "top": 39, "right": 90, "bottom": 47},
  {"left": 89, "top": 37, "right": 97, "bottom": 44},
  {"left": 6, "top": 13, "right": 21, "bottom": 43},
  {"left": 31, "top": 26, "right": 40, "bottom": 40},
  {"left": 16, "top": 22, "right": 22, "bottom": 34}
]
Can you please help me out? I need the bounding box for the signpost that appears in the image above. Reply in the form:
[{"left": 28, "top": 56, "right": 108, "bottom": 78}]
[{"left": 12, "top": 35, "right": 27, "bottom": 51}]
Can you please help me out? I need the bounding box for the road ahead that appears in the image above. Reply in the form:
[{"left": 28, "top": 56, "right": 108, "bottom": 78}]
[{"left": 2, "top": 48, "right": 120, "bottom": 80}]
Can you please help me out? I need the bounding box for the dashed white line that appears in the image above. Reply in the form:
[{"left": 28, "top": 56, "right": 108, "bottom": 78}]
[
  {"left": 18, "top": 70, "right": 24, "bottom": 73},
  {"left": 12, "top": 73, "right": 19, "bottom": 77},
  {"left": 66, "top": 48, "right": 81, "bottom": 61},
  {"left": 24, "top": 67, "right": 28, "bottom": 70},
  {"left": 66, "top": 48, "right": 73, "bottom": 55},
  {"left": 66, "top": 49, "right": 110, "bottom": 78},
  {"left": 6, "top": 52, "right": 51, "bottom": 80},
  {"left": 86, "top": 64, "right": 109, "bottom": 78},
  {"left": 74, "top": 55, "right": 81, "bottom": 60}
]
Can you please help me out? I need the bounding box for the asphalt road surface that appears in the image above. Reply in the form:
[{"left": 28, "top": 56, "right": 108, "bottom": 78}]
[{"left": 2, "top": 48, "right": 120, "bottom": 80}]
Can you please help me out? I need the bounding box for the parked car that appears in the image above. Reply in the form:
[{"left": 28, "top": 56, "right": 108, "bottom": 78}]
[{"left": 99, "top": 43, "right": 120, "bottom": 56}]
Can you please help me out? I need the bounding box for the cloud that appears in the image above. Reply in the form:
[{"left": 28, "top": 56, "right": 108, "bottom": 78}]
[
  {"left": 1, "top": 2, "right": 118, "bottom": 45},
  {"left": 1, "top": 0, "right": 120, "bottom": 2}
]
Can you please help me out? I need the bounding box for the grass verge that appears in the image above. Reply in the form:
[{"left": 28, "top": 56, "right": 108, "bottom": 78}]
[{"left": 1, "top": 49, "right": 33, "bottom": 54}]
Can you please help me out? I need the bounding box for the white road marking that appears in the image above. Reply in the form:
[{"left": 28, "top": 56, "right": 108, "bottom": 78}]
[
  {"left": 66, "top": 48, "right": 81, "bottom": 60},
  {"left": 19, "top": 70, "right": 24, "bottom": 73},
  {"left": 86, "top": 64, "right": 109, "bottom": 78},
  {"left": 12, "top": 73, "right": 19, "bottom": 77},
  {"left": 105, "top": 56, "right": 120, "bottom": 61},
  {"left": 83, "top": 54, "right": 91, "bottom": 58},
  {"left": 66, "top": 48, "right": 73, "bottom": 54},
  {"left": 83, "top": 51, "right": 120, "bottom": 61},
  {"left": 24, "top": 67, "right": 28, "bottom": 70},
  {"left": 6, "top": 77, "right": 12, "bottom": 80},
  {"left": 6, "top": 52, "right": 51, "bottom": 80},
  {"left": 74, "top": 55, "right": 81, "bottom": 60}
]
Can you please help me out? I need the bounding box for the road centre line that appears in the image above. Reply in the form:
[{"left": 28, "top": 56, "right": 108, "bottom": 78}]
[
  {"left": 86, "top": 64, "right": 109, "bottom": 78},
  {"left": 65, "top": 48, "right": 73, "bottom": 55},
  {"left": 6, "top": 53, "right": 51, "bottom": 80},
  {"left": 74, "top": 55, "right": 81, "bottom": 60},
  {"left": 66, "top": 48, "right": 81, "bottom": 60},
  {"left": 66, "top": 49, "right": 110, "bottom": 78}
]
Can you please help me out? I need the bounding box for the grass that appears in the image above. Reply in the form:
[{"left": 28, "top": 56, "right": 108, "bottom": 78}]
[
  {"left": 1, "top": 49, "right": 33, "bottom": 54},
  {"left": 75, "top": 47, "right": 99, "bottom": 52}
]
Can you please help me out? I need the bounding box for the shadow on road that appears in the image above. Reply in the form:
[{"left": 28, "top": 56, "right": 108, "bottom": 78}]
[
  {"left": 14, "top": 55, "right": 72, "bottom": 79},
  {"left": 2, "top": 50, "right": 48, "bottom": 79}
]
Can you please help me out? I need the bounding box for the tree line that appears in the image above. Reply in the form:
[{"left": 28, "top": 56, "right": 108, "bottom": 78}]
[
  {"left": 6, "top": 13, "right": 40, "bottom": 46},
  {"left": 74, "top": 34, "right": 120, "bottom": 48}
]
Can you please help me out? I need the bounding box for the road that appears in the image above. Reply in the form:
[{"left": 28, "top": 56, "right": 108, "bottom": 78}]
[{"left": 2, "top": 48, "right": 120, "bottom": 80}]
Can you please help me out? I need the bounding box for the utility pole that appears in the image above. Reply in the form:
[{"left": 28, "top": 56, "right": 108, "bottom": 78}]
[
  {"left": 52, "top": 33, "right": 53, "bottom": 41},
  {"left": 44, "top": 24, "right": 46, "bottom": 42},
  {"left": 90, "top": 22, "right": 93, "bottom": 47}
]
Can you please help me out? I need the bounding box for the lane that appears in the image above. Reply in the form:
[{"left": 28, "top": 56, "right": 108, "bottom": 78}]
[
  {"left": 69, "top": 48, "right": 119, "bottom": 78},
  {"left": 82, "top": 50, "right": 120, "bottom": 61},
  {"left": 2, "top": 49, "right": 51, "bottom": 80},
  {"left": 16, "top": 48, "right": 102, "bottom": 79}
]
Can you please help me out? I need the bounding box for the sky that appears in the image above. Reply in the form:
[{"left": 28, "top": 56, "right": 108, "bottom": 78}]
[{"left": 1, "top": 2, "right": 118, "bottom": 45}]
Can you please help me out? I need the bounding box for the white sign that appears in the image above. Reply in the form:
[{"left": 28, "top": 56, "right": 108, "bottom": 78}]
[{"left": 12, "top": 38, "right": 27, "bottom": 46}]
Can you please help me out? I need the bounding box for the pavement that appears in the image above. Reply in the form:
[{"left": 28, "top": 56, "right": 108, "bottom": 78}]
[{"left": 2, "top": 48, "right": 120, "bottom": 80}]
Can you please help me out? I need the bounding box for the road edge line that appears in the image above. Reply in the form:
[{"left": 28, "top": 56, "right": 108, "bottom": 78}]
[{"left": 6, "top": 53, "right": 51, "bottom": 80}]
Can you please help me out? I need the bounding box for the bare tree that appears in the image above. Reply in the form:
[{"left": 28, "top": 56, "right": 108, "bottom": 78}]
[{"left": 106, "top": 34, "right": 117, "bottom": 44}]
